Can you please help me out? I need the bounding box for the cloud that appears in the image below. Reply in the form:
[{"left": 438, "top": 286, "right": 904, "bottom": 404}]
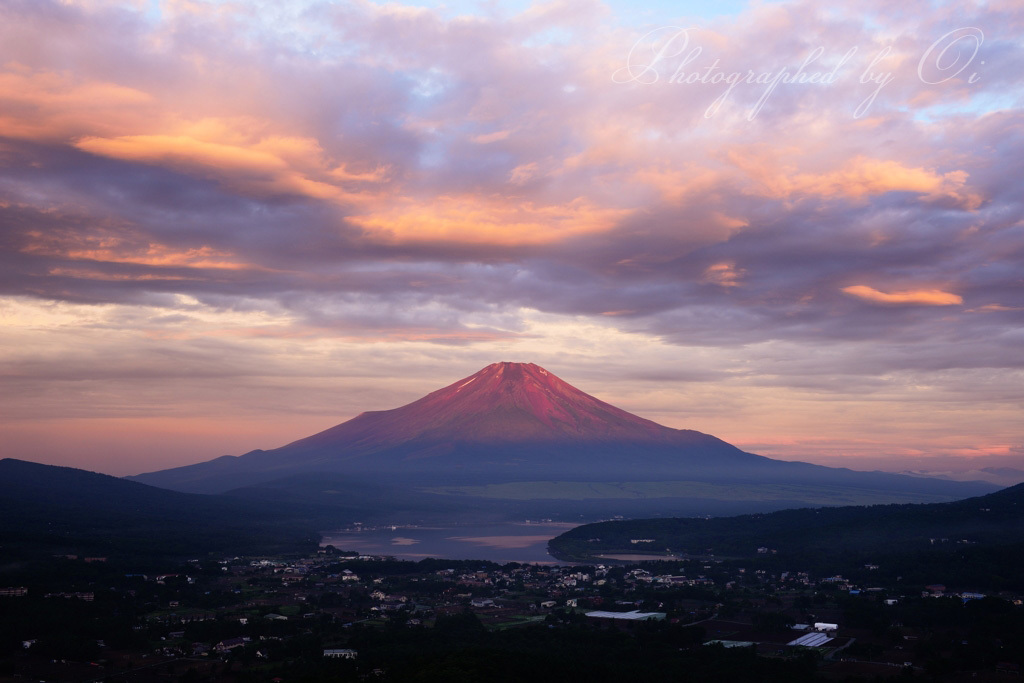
[
  {"left": 0, "top": 66, "right": 156, "bottom": 141},
  {"left": 74, "top": 126, "right": 385, "bottom": 203},
  {"left": 21, "top": 228, "right": 255, "bottom": 271},
  {"left": 968, "top": 304, "right": 1024, "bottom": 313},
  {"left": 841, "top": 285, "right": 964, "bottom": 306},
  {"left": 703, "top": 262, "right": 744, "bottom": 288},
  {"left": 347, "top": 195, "right": 631, "bottom": 245},
  {"left": 472, "top": 130, "right": 513, "bottom": 144},
  {"left": 730, "top": 152, "right": 983, "bottom": 209}
]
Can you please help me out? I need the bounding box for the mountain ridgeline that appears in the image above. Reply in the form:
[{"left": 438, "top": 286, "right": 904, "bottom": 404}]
[
  {"left": 129, "top": 362, "right": 997, "bottom": 514},
  {"left": 548, "top": 483, "right": 1024, "bottom": 587},
  {"left": 0, "top": 458, "right": 321, "bottom": 562}
]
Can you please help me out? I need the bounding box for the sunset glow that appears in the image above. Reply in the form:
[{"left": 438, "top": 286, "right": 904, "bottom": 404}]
[{"left": 0, "top": 0, "right": 1021, "bottom": 476}]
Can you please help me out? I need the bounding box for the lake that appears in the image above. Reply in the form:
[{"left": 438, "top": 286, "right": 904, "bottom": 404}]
[{"left": 319, "top": 521, "right": 579, "bottom": 564}]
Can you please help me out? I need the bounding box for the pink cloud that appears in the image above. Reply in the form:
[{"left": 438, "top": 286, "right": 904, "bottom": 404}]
[
  {"left": 841, "top": 285, "right": 963, "bottom": 306},
  {"left": 703, "top": 262, "right": 744, "bottom": 288},
  {"left": 347, "top": 195, "right": 631, "bottom": 245}
]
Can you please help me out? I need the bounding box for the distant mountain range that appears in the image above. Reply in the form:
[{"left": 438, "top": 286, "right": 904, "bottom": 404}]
[
  {"left": 128, "top": 362, "right": 998, "bottom": 517},
  {"left": 899, "top": 467, "right": 1024, "bottom": 488}
]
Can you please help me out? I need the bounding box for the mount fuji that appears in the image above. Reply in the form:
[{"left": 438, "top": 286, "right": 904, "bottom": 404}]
[{"left": 129, "top": 362, "right": 996, "bottom": 512}]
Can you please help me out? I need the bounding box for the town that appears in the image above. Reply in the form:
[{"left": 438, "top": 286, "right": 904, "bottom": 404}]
[{"left": 3, "top": 544, "right": 1023, "bottom": 682}]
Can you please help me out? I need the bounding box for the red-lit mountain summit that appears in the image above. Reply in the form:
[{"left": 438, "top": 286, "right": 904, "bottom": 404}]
[
  {"left": 131, "top": 363, "right": 995, "bottom": 505},
  {"left": 296, "top": 361, "right": 693, "bottom": 448}
]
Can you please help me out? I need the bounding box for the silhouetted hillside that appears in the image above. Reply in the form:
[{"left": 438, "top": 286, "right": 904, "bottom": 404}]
[
  {"left": 0, "top": 459, "right": 322, "bottom": 561},
  {"left": 549, "top": 484, "right": 1024, "bottom": 587}
]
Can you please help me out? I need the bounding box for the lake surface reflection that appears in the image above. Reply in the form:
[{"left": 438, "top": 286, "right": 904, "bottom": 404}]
[{"left": 320, "top": 522, "right": 579, "bottom": 564}]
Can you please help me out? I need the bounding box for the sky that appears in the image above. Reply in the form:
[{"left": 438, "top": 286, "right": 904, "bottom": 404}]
[{"left": 0, "top": 0, "right": 1022, "bottom": 477}]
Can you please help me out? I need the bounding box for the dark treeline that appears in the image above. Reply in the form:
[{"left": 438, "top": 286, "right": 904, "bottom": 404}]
[{"left": 549, "top": 483, "right": 1024, "bottom": 589}]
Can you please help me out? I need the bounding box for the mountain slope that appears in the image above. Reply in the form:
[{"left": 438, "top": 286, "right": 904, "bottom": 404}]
[
  {"left": 0, "top": 458, "right": 322, "bottom": 560},
  {"left": 293, "top": 361, "right": 704, "bottom": 446},
  {"left": 128, "top": 363, "right": 998, "bottom": 506},
  {"left": 548, "top": 482, "right": 1024, "bottom": 563}
]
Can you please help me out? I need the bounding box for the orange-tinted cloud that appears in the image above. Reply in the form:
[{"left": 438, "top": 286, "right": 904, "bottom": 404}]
[
  {"left": 0, "top": 67, "right": 155, "bottom": 141},
  {"left": 730, "top": 151, "right": 982, "bottom": 208},
  {"left": 46, "top": 267, "right": 199, "bottom": 282},
  {"left": 348, "top": 195, "right": 631, "bottom": 245},
  {"left": 841, "top": 285, "right": 963, "bottom": 306},
  {"left": 967, "top": 304, "right": 1024, "bottom": 313},
  {"left": 703, "top": 262, "right": 744, "bottom": 288},
  {"left": 22, "top": 230, "right": 255, "bottom": 271},
  {"left": 75, "top": 130, "right": 376, "bottom": 203}
]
